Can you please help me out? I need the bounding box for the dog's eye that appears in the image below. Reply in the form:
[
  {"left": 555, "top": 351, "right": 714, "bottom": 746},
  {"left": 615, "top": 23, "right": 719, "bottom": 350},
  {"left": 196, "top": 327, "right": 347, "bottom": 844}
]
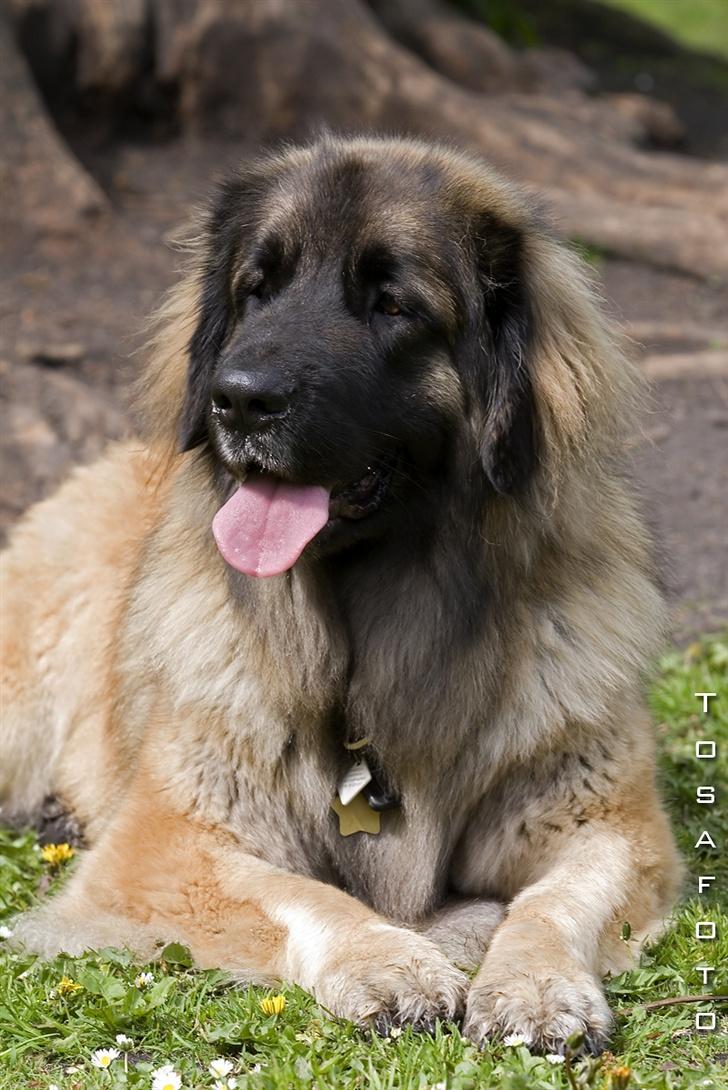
[
  {"left": 233, "top": 275, "right": 267, "bottom": 310},
  {"left": 376, "top": 294, "right": 402, "bottom": 317}
]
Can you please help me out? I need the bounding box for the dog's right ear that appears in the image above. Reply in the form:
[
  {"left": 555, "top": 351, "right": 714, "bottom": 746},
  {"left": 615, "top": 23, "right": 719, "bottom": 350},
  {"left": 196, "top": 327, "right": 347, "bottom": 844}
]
[
  {"left": 468, "top": 214, "right": 538, "bottom": 496},
  {"left": 179, "top": 177, "right": 250, "bottom": 452}
]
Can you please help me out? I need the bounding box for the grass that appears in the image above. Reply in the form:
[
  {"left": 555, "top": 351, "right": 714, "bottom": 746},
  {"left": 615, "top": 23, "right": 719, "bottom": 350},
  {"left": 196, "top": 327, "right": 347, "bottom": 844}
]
[
  {"left": 461, "top": 0, "right": 728, "bottom": 62},
  {"left": 455, "top": 0, "right": 728, "bottom": 103},
  {"left": 600, "top": 0, "right": 728, "bottom": 62},
  {"left": 1, "top": 634, "right": 726, "bottom": 1089}
]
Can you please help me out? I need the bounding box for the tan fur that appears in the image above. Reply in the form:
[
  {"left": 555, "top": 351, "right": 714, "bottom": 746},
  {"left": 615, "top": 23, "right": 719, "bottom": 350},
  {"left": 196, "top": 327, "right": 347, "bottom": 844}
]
[{"left": 0, "top": 136, "right": 681, "bottom": 1050}]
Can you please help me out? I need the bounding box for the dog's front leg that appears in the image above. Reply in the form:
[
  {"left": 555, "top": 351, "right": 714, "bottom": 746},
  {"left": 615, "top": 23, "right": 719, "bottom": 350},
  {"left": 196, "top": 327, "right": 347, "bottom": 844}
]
[
  {"left": 462, "top": 811, "right": 679, "bottom": 1054},
  {"left": 12, "top": 776, "right": 466, "bottom": 1033},
  {"left": 206, "top": 837, "right": 468, "bottom": 1032}
]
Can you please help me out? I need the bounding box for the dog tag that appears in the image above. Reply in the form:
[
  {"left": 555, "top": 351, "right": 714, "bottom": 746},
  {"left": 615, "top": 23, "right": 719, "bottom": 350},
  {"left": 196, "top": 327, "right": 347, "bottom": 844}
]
[
  {"left": 337, "top": 758, "right": 372, "bottom": 806},
  {"left": 331, "top": 793, "right": 381, "bottom": 836}
]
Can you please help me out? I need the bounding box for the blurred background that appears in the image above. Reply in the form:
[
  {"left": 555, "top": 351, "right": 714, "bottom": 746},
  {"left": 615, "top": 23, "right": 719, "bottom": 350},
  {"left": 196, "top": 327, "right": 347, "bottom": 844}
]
[{"left": 1, "top": 0, "right": 726, "bottom": 641}]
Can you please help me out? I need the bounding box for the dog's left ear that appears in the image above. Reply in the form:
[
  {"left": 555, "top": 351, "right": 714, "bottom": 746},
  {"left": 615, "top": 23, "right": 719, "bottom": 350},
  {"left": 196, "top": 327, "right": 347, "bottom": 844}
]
[
  {"left": 470, "top": 218, "right": 538, "bottom": 495},
  {"left": 179, "top": 178, "right": 248, "bottom": 452}
]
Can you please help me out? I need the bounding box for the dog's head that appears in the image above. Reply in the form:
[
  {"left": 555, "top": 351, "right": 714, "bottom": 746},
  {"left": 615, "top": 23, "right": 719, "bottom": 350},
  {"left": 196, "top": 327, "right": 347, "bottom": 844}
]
[{"left": 168, "top": 137, "right": 627, "bottom": 575}]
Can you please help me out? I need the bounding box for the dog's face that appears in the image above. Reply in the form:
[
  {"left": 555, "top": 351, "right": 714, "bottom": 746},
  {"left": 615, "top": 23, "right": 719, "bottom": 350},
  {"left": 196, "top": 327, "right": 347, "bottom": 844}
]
[{"left": 181, "top": 139, "right": 538, "bottom": 565}]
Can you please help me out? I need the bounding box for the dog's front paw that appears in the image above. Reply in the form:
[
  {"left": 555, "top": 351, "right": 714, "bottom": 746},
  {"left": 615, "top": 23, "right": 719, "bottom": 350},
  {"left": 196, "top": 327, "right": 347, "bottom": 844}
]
[
  {"left": 316, "top": 922, "right": 467, "bottom": 1033},
  {"left": 463, "top": 958, "right": 612, "bottom": 1054}
]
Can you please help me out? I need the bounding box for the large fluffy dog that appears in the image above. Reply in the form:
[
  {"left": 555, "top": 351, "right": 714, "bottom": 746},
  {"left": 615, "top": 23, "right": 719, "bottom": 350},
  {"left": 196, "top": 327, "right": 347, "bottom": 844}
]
[{"left": 1, "top": 136, "right": 680, "bottom": 1052}]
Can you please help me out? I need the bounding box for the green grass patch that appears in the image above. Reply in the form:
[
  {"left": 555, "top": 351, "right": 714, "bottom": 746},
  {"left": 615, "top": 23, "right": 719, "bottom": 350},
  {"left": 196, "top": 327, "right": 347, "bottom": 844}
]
[
  {"left": 600, "top": 0, "right": 728, "bottom": 61},
  {"left": 1, "top": 634, "right": 726, "bottom": 1088},
  {"left": 453, "top": 0, "right": 728, "bottom": 97}
]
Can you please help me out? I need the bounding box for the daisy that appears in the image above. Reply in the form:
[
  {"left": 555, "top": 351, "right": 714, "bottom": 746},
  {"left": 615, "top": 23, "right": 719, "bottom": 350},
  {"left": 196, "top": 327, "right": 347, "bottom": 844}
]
[
  {"left": 151, "top": 1065, "right": 182, "bottom": 1090},
  {"left": 213, "top": 1081, "right": 237, "bottom": 1090},
  {"left": 209, "top": 1058, "right": 234, "bottom": 1079},
  {"left": 545, "top": 1053, "right": 565, "bottom": 1065},
  {"left": 389, "top": 1026, "right": 402, "bottom": 1039},
  {"left": 116, "top": 1034, "right": 134, "bottom": 1049},
  {"left": 0, "top": 925, "right": 13, "bottom": 939},
  {"left": 90, "top": 1047, "right": 120, "bottom": 1069},
  {"left": 135, "top": 971, "right": 154, "bottom": 988},
  {"left": 259, "top": 993, "right": 286, "bottom": 1015},
  {"left": 503, "top": 1033, "right": 525, "bottom": 1047}
]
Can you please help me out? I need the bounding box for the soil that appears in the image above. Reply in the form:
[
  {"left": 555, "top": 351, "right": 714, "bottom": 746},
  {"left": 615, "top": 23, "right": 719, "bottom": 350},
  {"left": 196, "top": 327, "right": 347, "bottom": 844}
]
[{"left": 1, "top": 5, "right": 726, "bottom": 646}]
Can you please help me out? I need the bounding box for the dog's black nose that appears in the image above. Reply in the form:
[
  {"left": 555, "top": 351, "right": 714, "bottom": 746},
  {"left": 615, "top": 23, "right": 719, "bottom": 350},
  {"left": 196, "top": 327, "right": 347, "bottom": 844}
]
[{"left": 211, "top": 370, "right": 293, "bottom": 434}]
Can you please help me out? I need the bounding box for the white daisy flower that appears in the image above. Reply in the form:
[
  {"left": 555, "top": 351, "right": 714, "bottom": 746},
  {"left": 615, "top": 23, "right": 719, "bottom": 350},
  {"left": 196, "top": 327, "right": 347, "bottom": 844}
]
[
  {"left": 49, "top": 1085, "right": 60, "bottom": 1090},
  {"left": 209, "top": 1058, "right": 234, "bottom": 1078},
  {"left": 503, "top": 1033, "right": 525, "bottom": 1047},
  {"left": 90, "top": 1047, "right": 120, "bottom": 1069},
  {"left": 389, "top": 1026, "right": 402, "bottom": 1038},
  {"left": 115, "top": 1034, "right": 134, "bottom": 1048},
  {"left": 0, "top": 925, "right": 13, "bottom": 939},
  {"left": 151, "top": 1065, "right": 182, "bottom": 1090},
  {"left": 250, "top": 1063, "right": 263, "bottom": 1073},
  {"left": 212, "top": 1081, "right": 237, "bottom": 1090},
  {"left": 135, "top": 971, "right": 154, "bottom": 988},
  {"left": 545, "top": 1053, "right": 565, "bottom": 1064}
]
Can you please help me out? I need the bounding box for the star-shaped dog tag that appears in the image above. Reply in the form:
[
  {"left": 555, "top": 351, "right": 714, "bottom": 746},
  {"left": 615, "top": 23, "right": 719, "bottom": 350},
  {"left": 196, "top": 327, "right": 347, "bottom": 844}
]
[{"left": 331, "top": 793, "right": 381, "bottom": 836}]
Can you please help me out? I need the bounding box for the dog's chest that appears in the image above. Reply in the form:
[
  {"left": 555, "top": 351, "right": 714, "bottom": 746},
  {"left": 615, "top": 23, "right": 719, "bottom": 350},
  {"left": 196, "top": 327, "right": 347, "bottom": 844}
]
[
  {"left": 233, "top": 733, "right": 473, "bottom": 922},
  {"left": 320, "top": 793, "right": 453, "bottom": 921}
]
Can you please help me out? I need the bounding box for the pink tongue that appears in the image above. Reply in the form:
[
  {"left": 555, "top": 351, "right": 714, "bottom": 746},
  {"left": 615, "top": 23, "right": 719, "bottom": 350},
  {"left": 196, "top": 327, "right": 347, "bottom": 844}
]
[{"left": 212, "top": 476, "right": 330, "bottom": 577}]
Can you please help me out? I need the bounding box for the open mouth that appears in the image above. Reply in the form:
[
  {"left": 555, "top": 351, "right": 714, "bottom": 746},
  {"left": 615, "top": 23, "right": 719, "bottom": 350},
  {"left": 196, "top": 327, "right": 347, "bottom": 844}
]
[
  {"left": 329, "top": 461, "right": 393, "bottom": 521},
  {"left": 212, "top": 459, "right": 395, "bottom": 578}
]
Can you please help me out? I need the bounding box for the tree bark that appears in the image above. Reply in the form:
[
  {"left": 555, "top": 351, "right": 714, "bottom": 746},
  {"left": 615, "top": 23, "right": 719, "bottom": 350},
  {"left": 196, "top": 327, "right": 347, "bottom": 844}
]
[
  {"left": 5, "top": 0, "right": 728, "bottom": 277},
  {"left": 0, "top": 13, "right": 106, "bottom": 235}
]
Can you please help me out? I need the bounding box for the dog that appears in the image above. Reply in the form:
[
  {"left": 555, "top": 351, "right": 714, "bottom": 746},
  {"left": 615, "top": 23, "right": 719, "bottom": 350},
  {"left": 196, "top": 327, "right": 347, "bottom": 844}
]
[{"left": 0, "top": 134, "right": 681, "bottom": 1052}]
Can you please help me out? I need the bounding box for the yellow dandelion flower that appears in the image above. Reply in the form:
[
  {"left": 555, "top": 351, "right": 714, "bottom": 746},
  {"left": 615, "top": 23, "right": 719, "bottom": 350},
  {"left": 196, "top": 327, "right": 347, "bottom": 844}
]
[
  {"left": 608, "top": 1065, "right": 632, "bottom": 1089},
  {"left": 40, "top": 843, "right": 75, "bottom": 867},
  {"left": 56, "top": 976, "right": 82, "bottom": 996},
  {"left": 259, "top": 993, "right": 286, "bottom": 1015}
]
